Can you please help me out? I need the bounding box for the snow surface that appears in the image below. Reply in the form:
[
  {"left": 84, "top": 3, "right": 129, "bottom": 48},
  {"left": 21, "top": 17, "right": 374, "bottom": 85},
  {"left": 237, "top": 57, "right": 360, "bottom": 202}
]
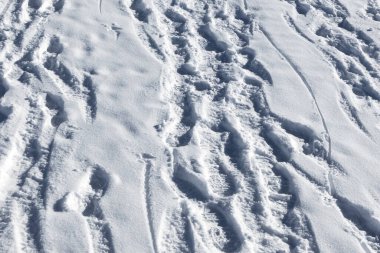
[{"left": 0, "top": 0, "right": 380, "bottom": 252}]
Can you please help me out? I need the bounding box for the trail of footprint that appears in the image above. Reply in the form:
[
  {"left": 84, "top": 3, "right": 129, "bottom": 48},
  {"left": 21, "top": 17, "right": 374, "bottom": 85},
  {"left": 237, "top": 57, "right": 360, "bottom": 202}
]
[
  {"left": 82, "top": 75, "right": 97, "bottom": 120},
  {"left": 213, "top": 118, "right": 249, "bottom": 174},
  {"left": 44, "top": 56, "right": 80, "bottom": 91},
  {"left": 11, "top": 198, "right": 43, "bottom": 252},
  {"left": 242, "top": 66, "right": 323, "bottom": 250},
  {"left": 0, "top": 77, "right": 9, "bottom": 99},
  {"left": 204, "top": 203, "right": 242, "bottom": 252},
  {"left": 0, "top": 198, "right": 13, "bottom": 251},
  {"left": 130, "top": 0, "right": 152, "bottom": 23},
  {"left": 55, "top": 165, "right": 115, "bottom": 252},
  {"left": 0, "top": 91, "right": 66, "bottom": 252},
  {"left": 16, "top": 51, "right": 42, "bottom": 82},
  {"left": 316, "top": 26, "right": 378, "bottom": 78},
  {"left": 170, "top": 152, "right": 244, "bottom": 251},
  {"left": 53, "top": 0, "right": 65, "bottom": 13},
  {"left": 240, "top": 47, "right": 273, "bottom": 85},
  {"left": 83, "top": 168, "right": 115, "bottom": 252},
  {"left": 283, "top": 13, "right": 377, "bottom": 139},
  {"left": 43, "top": 35, "right": 98, "bottom": 123},
  {"left": 367, "top": 0, "right": 380, "bottom": 21},
  {"left": 261, "top": 27, "right": 332, "bottom": 163},
  {"left": 0, "top": 1, "right": 72, "bottom": 251},
  {"left": 339, "top": 92, "right": 370, "bottom": 135},
  {"left": 148, "top": 2, "right": 279, "bottom": 252},
  {"left": 45, "top": 92, "right": 68, "bottom": 127},
  {"left": 111, "top": 23, "right": 122, "bottom": 40},
  {"left": 134, "top": 0, "right": 325, "bottom": 251},
  {"left": 285, "top": 0, "right": 380, "bottom": 100},
  {"left": 28, "top": 0, "right": 42, "bottom": 10},
  {"left": 172, "top": 162, "right": 209, "bottom": 202},
  {"left": 208, "top": 159, "right": 238, "bottom": 198},
  {"left": 176, "top": 93, "right": 197, "bottom": 147},
  {"left": 159, "top": 205, "right": 195, "bottom": 253},
  {"left": 0, "top": 106, "right": 11, "bottom": 125},
  {"left": 43, "top": 35, "right": 80, "bottom": 91},
  {"left": 0, "top": 0, "right": 13, "bottom": 23},
  {"left": 322, "top": 39, "right": 380, "bottom": 101}
]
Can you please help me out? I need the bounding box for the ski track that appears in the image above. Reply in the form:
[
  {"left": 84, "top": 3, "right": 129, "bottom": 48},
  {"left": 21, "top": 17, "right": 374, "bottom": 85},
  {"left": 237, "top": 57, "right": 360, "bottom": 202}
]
[
  {"left": 282, "top": 13, "right": 375, "bottom": 139},
  {"left": 280, "top": 0, "right": 380, "bottom": 251},
  {"left": 260, "top": 27, "right": 332, "bottom": 162},
  {"left": 99, "top": 0, "right": 103, "bottom": 14},
  {"left": 142, "top": 155, "right": 158, "bottom": 253},
  {"left": 0, "top": 0, "right": 379, "bottom": 252}
]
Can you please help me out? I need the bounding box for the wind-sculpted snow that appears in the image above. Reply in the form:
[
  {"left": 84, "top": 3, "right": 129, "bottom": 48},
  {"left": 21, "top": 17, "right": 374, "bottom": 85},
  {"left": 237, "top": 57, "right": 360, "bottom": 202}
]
[{"left": 0, "top": 0, "right": 379, "bottom": 252}]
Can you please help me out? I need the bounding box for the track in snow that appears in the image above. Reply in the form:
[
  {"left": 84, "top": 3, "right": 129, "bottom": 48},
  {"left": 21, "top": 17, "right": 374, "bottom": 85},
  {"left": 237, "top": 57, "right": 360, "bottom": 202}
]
[{"left": 0, "top": 0, "right": 380, "bottom": 252}]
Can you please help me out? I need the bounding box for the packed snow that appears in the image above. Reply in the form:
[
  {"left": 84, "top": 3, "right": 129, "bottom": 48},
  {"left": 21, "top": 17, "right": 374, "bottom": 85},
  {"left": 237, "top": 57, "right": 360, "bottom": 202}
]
[{"left": 0, "top": 0, "right": 380, "bottom": 252}]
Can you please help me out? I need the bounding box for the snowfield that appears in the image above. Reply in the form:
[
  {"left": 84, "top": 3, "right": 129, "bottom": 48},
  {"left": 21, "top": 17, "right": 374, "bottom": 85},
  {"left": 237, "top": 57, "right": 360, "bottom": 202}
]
[{"left": 0, "top": 0, "right": 380, "bottom": 252}]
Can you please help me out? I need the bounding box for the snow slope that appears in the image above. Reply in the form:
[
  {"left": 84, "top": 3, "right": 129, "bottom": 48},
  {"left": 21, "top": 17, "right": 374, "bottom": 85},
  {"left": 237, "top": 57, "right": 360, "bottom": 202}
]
[{"left": 0, "top": 0, "right": 380, "bottom": 252}]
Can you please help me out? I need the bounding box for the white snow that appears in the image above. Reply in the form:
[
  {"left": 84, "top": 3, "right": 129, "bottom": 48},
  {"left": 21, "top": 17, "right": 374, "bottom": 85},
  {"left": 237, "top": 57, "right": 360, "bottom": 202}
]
[{"left": 0, "top": 0, "right": 380, "bottom": 252}]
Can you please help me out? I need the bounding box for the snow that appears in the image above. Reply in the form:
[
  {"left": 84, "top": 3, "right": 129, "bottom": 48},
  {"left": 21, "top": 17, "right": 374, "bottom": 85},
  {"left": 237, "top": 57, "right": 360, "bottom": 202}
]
[{"left": 0, "top": 0, "right": 380, "bottom": 252}]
